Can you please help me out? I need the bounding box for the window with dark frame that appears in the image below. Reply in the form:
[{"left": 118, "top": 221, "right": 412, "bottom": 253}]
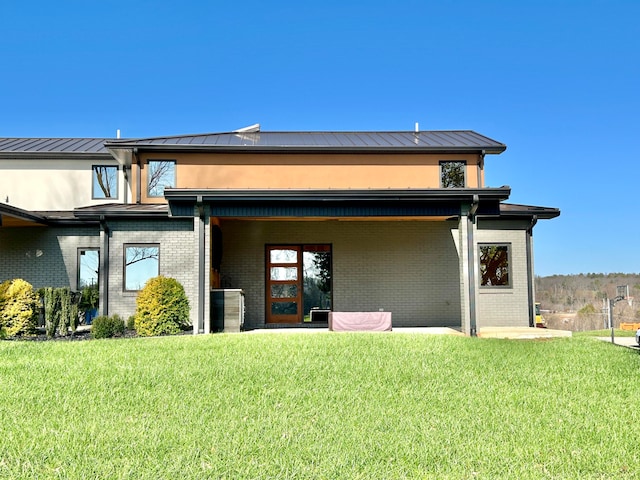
[
  {"left": 124, "top": 244, "right": 160, "bottom": 291},
  {"left": 479, "top": 243, "right": 511, "bottom": 287},
  {"left": 147, "top": 160, "right": 176, "bottom": 197},
  {"left": 92, "top": 165, "right": 118, "bottom": 199},
  {"left": 440, "top": 161, "right": 466, "bottom": 188},
  {"left": 78, "top": 248, "right": 99, "bottom": 288}
]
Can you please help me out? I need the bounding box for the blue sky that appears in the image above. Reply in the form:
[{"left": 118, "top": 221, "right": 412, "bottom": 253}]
[{"left": 1, "top": 0, "right": 638, "bottom": 276}]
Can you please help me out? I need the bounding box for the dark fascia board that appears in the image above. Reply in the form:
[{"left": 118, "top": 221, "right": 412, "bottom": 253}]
[
  {"left": 0, "top": 152, "right": 112, "bottom": 161},
  {"left": 164, "top": 187, "right": 512, "bottom": 203},
  {"left": 0, "top": 203, "right": 48, "bottom": 225},
  {"left": 104, "top": 144, "right": 505, "bottom": 155},
  {"left": 496, "top": 204, "right": 561, "bottom": 220}
]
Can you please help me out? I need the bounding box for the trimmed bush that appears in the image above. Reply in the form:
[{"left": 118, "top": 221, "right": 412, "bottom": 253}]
[
  {"left": 134, "top": 276, "right": 189, "bottom": 337},
  {"left": 0, "top": 279, "right": 38, "bottom": 337},
  {"left": 43, "top": 287, "right": 58, "bottom": 338},
  {"left": 126, "top": 315, "right": 136, "bottom": 331},
  {"left": 91, "top": 314, "right": 125, "bottom": 339}
]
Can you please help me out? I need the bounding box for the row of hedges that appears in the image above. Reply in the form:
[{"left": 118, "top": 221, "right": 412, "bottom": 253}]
[{"left": 1, "top": 276, "right": 190, "bottom": 339}]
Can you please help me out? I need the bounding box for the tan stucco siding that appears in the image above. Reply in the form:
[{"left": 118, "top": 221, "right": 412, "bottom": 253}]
[
  {"left": 0, "top": 159, "right": 127, "bottom": 211},
  {"left": 134, "top": 153, "right": 482, "bottom": 201}
]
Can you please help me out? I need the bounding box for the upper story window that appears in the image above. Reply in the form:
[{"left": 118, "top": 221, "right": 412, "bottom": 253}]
[
  {"left": 440, "top": 161, "right": 466, "bottom": 188},
  {"left": 479, "top": 243, "right": 511, "bottom": 288},
  {"left": 147, "top": 160, "right": 176, "bottom": 197},
  {"left": 92, "top": 165, "right": 118, "bottom": 199}
]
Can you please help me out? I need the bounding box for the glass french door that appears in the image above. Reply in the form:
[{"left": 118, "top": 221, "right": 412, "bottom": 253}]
[{"left": 266, "top": 246, "right": 303, "bottom": 323}]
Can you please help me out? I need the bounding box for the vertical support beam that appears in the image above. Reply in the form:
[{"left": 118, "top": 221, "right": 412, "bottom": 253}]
[
  {"left": 459, "top": 196, "right": 479, "bottom": 337},
  {"left": 466, "top": 214, "right": 478, "bottom": 336},
  {"left": 99, "top": 218, "right": 110, "bottom": 316},
  {"left": 134, "top": 148, "right": 141, "bottom": 204},
  {"left": 525, "top": 216, "right": 538, "bottom": 327},
  {"left": 196, "top": 196, "right": 206, "bottom": 334}
]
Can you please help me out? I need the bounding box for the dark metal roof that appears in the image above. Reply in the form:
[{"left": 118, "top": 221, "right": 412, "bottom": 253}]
[
  {"left": 106, "top": 130, "right": 506, "bottom": 154},
  {"left": 0, "top": 202, "right": 48, "bottom": 225},
  {"left": 499, "top": 203, "right": 560, "bottom": 219},
  {"left": 73, "top": 203, "right": 170, "bottom": 218},
  {"left": 0, "top": 138, "right": 111, "bottom": 155}
]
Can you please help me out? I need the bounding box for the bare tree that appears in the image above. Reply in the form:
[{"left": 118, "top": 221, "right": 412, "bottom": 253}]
[
  {"left": 148, "top": 161, "right": 175, "bottom": 196},
  {"left": 94, "top": 166, "right": 117, "bottom": 198},
  {"left": 126, "top": 247, "right": 159, "bottom": 267}
]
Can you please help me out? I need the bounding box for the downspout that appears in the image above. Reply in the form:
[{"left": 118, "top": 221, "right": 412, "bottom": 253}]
[
  {"left": 467, "top": 194, "right": 479, "bottom": 336},
  {"left": 526, "top": 216, "right": 538, "bottom": 327},
  {"left": 196, "top": 196, "right": 206, "bottom": 334},
  {"left": 99, "top": 217, "right": 110, "bottom": 317},
  {"left": 134, "top": 148, "right": 141, "bottom": 204}
]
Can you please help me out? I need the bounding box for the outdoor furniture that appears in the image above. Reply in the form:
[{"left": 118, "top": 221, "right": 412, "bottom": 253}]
[{"left": 329, "top": 312, "right": 392, "bottom": 332}]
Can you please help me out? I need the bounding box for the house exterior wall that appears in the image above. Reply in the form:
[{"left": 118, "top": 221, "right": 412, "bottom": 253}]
[
  {"left": 0, "top": 158, "right": 127, "bottom": 211},
  {"left": 0, "top": 225, "right": 100, "bottom": 288},
  {"left": 134, "top": 152, "right": 483, "bottom": 203},
  {"left": 475, "top": 220, "right": 530, "bottom": 328},
  {"left": 105, "top": 218, "right": 199, "bottom": 327},
  {"left": 219, "top": 219, "right": 462, "bottom": 329}
]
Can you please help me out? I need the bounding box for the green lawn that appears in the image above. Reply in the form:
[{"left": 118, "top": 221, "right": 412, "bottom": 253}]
[{"left": 1, "top": 333, "right": 639, "bottom": 479}]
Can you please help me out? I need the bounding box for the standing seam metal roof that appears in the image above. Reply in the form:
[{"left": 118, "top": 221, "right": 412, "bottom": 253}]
[
  {"left": 0, "top": 138, "right": 111, "bottom": 154},
  {"left": 105, "top": 130, "right": 506, "bottom": 152}
]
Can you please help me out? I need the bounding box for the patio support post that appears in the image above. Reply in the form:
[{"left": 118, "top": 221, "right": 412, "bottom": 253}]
[
  {"left": 526, "top": 216, "right": 538, "bottom": 327},
  {"left": 466, "top": 195, "right": 479, "bottom": 336},
  {"left": 99, "top": 217, "right": 110, "bottom": 316},
  {"left": 196, "top": 196, "right": 206, "bottom": 334}
]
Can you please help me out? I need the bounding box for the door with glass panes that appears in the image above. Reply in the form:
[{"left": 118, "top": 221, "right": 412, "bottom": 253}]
[
  {"left": 266, "top": 245, "right": 332, "bottom": 324},
  {"left": 267, "top": 246, "right": 303, "bottom": 323}
]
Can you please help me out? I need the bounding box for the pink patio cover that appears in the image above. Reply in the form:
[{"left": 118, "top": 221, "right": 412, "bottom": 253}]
[{"left": 329, "top": 312, "right": 392, "bottom": 332}]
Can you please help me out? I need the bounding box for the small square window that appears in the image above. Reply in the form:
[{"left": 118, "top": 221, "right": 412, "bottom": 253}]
[
  {"left": 92, "top": 165, "right": 118, "bottom": 199},
  {"left": 147, "top": 160, "right": 176, "bottom": 197},
  {"left": 124, "top": 244, "right": 159, "bottom": 291},
  {"left": 440, "top": 161, "right": 466, "bottom": 188},
  {"left": 479, "top": 243, "right": 511, "bottom": 287}
]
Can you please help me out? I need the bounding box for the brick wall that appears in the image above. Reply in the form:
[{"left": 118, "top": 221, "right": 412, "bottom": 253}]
[
  {"left": 475, "top": 221, "right": 530, "bottom": 327},
  {"left": 106, "top": 218, "right": 198, "bottom": 325},
  {"left": 220, "top": 220, "right": 462, "bottom": 329},
  {"left": 0, "top": 226, "right": 99, "bottom": 288}
]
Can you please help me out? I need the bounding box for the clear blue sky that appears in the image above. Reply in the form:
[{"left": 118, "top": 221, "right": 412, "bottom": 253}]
[{"left": 1, "top": 1, "right": 638, "bottom": 276}]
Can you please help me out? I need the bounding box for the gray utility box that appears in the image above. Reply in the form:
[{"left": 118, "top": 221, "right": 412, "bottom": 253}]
[{"left": 211, "top": 289, "right": 245, "bottom": 333}]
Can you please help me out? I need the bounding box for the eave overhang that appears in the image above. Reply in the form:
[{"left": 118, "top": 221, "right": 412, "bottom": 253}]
[
  {"left": 497, "top": 203, "right": 560, "bottom": 220},
  {"left": 0, "top": 202, "right": 49, "bottom": 227},
  {"left": 164, "top": 187, "right": 511, "bottom": 218}
]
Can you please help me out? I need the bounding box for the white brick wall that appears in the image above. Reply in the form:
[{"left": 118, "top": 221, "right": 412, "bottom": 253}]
[
  {"left": 475, "top": 224, "right": 529, "bottom": 328},
  {"left": 107, "top": 218, "right": 198, "bottom": 325}
]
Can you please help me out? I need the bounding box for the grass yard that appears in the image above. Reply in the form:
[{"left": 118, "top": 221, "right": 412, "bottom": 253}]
[{"left": 1, "top": 333, "right": 639, "bottom": 479}]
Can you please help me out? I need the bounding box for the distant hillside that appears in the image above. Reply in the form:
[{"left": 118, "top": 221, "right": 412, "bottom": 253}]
[{"left": 535, "top": 273, "right": 640, "bottom": 330}]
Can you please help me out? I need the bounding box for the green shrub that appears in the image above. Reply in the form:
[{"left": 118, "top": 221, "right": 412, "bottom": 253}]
[
  {"left": 43, "top": 287, "right": 58, "bottom": 338},
  {"left": 134, "top": 276, "right": 189, "bottom": 337},
  {"left": 91, "top": 314, "right": 125, "bottom": 339},
  {"left": 578, "top": 303, "right": 598, "bottom": 316},
  {"left": 0, "top": 279, "right": 38, "bottom": 337},
  {"left": 126, "top": 315, "right": 136, "bottom": 331},
  {"left": 57, "top": 287, "right": 71, "bottom": 337}
]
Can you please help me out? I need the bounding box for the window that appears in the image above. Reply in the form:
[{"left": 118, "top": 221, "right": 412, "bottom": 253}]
[
  {"left": 147, "top": 160, "right": 176, "bottom": 197},
  {"left": 479, "top": 244, "right": 511, "bottom": 287},
  {"left": 92, "top": 165, "right": 118, "bottom": 199},
  {"left": 440, "top": 161, "right": 466, "bottom": 188},
  {"left": 124, "top": 244, "right": 159, "bottom": 291},
  {"left": 78, "top": 249, "right": 99, "bottom": 288}
]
